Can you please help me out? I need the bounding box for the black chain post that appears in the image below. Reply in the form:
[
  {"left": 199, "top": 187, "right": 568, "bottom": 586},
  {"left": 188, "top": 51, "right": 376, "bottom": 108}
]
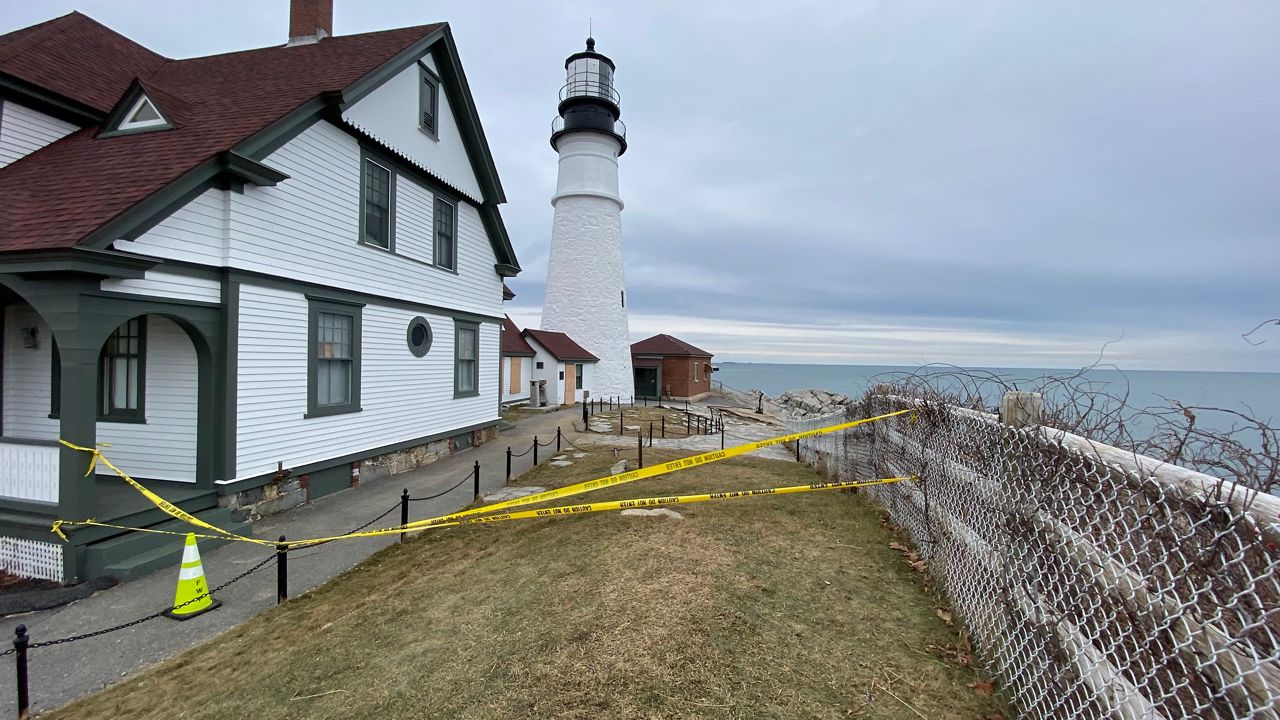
[
  {"left": 721, "top": 421, "right": 725, "bottom": 450},
  {"left": 400, "top": 489, "right": 409, "bottom": 543},
  {"left": 533, "top": 436, "right": 539, "bottom": 466},
  {"left": 556, "top": 426, "right": 562, "bottom": 452},
  {"left": 685, "top": 399, "right": 689, "bottom": 413},
  {"left": 661, "top": 416, "right": 665, "bottom": 438},
  {"left": 619, "top": 410, "right": 624, "bottom": 435},
  {"left": 638, "top": 432, "right": 643, "bottom": 469},
  {"left": 795, "top": 439, "right": 801, "bottom": 462},
  {"left": 582, "top": 402, "right": 588, "bottom": 426},
  {"left": 649, "top": 422, "right": 653, "bottom": 447},
  {"left": 276, "top": 536, "right": 288, "bottom": 604},
  {"left": 15, "top": 625, "right": 28, "bottom": 720},
  {"left": 686, "top": 412, "right": 691, "bottom": 435},
  {"left": 473, "top": 461, "right": 481, "bottom": 500},
  {"left": 506, "top": 446, "right": 512, "bottom": 482}
]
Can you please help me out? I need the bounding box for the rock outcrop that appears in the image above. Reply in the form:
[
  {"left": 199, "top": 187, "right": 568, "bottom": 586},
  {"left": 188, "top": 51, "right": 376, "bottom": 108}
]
[{"left": 773, "top": 389, "right": 856, "bottom": 419}]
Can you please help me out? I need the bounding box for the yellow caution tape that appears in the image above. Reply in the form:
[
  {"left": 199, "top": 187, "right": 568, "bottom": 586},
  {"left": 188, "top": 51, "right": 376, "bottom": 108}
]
[
  {"left": 55, "top": 408, "right": 914, "bottom": 548},
  {"left": 54, "top": 475, "right": 915, "bottom": 547}
]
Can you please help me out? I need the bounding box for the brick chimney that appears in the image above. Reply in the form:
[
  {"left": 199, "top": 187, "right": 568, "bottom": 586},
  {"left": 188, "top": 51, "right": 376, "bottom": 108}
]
[{"left": 288, "top": 0, "right": 332, "bottom": 45}]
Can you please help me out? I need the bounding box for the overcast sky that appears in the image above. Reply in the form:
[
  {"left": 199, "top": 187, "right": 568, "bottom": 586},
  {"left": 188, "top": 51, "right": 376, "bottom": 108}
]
[{"left": 6, "top": 1, "right": 1279, "bottom": 371}]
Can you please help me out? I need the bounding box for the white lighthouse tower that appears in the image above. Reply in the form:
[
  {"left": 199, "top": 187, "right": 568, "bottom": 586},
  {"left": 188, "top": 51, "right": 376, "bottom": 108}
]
[{"left": 540, "top": 37, "right": 633, "bottom": 401}]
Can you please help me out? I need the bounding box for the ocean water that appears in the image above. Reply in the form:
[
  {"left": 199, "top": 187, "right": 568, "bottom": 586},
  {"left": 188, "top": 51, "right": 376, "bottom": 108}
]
[{"left": 714, "top": 362, "right": 1280, "bottom": 434}]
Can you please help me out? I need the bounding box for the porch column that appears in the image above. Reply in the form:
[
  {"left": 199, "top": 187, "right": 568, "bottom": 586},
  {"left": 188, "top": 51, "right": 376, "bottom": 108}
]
[{"left": 56, "top": 344, "right": 99, "bottom": 584}]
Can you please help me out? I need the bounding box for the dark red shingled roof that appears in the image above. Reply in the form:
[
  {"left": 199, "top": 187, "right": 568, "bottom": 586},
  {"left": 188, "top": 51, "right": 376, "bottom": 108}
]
[
  {"left": 0, "top": 14, "right": 443, "bottom": 253},
  {"left": 501, "top": 316, "right": 535, "bottom": 356},
  {"left": 0, "top": 12, "right": 167, "bottom": 113},
  {"left": 630, "top": 334, "right": 713, "bottom": 357},
  {"left": 522, "top": 329, "right": 598, "bottom": 362},
  {"left": 502, "top": 283, "right": 515, "bottom": 300}
]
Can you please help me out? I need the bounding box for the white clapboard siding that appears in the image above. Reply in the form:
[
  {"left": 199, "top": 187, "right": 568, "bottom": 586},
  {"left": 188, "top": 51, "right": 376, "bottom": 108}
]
[
  {"left": 97, "top": 317, "right": 199, "bottom": 482},
  {"left": 503, "top": 357, "right": 532, "bottom": 403},
  {"left": 101, "top": 270, "right": 222, "bottom": 304},
  {"left": 224, "top": 122, "right": 501, "bottom": 318},
  {"left": 395, "top": 176, "right": 434, "bottom": 265},
  {"left": 112, "top": 188, "right": 229, "bottom": 265},
  {"left": 0, "top": 102, "right": 78, "bottom": 168},
  {"left": 342, "top": 54, "right": 483, "bottom": 201},
  {"left": 2, "top": 305, "right": 58, "bottom": 441},
  {"left": 234, "top": 283, "right": 498, "bottom": 480}
]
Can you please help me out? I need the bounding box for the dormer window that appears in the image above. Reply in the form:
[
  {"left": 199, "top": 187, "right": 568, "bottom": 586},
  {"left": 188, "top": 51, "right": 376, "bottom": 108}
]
[{"left": 118, "top": 94, "right": 168, "bottom": 131}]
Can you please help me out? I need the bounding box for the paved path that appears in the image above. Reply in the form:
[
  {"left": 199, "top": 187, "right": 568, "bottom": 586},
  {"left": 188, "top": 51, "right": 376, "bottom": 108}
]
[
  {"left": 583, "top": 398, "right": 796, "bottom": 461},
  {"left": 0, "top": 407, "right": 582, "bottom": 716}
]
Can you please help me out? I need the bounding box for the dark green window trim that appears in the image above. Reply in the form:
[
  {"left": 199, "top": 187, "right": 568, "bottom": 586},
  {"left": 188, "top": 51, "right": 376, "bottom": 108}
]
[
  {"left": 419, "top": 63, "right": 440, "bottom": 140},
  {"left": 406, "top": 316, "right": 433, "bottom": 357},
  {"left": 306, "top": 298, "right": 363, "bottom": 418},
  {"left": 98, "top": 317, "right": 146, "bottom": 423},
  {"left": 358, "top": 150, "right": 396, "bottom": 253},
  {"left": 434, "top": 196, "right": 457, "bottom": 271},
  {"left": 453, "top": 320, "right": 479, "bottom": 398}
]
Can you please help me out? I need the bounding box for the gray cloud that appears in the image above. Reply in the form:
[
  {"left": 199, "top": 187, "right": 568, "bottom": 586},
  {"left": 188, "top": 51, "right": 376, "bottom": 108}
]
[{"left": 8, "top": 0, "right": 1279, "bottom": 370}]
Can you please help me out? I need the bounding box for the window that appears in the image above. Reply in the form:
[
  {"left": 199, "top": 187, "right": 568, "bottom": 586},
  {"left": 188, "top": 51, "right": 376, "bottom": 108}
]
[
  {"left": 559, "top": 370, "right": 564, "bottom": 380},
  {"left": 360, "top": 157, "right": 394, "bottom": 250},
  {"left": 694, "top": 362, "right": 701, "bottom": 383},
  {"left": 434, "top": 196, "right": 456, "bottom": 270},
  {"left": 575, "top": 363, "right": 584, "bottom": 390},
  {"left": 99, "top": 318, "right": 145, "bottom": 422},
  {"left": 117, "top": 94, "right": 168, "bottom": 132},
  {"left": 454, "top": 321, "right": 479, "bottom": 397},
  {"left": 307, "top": 299, "right": 363, "bottom": 417},
  {"left": 419, "top": 64, "right": 440, "bottom": 137},
  {"left": 406, "top": 316, "right": 433, "bottom": 357},
  {"left": 536, "top": 361, "right": 544, "bottom": 369}
]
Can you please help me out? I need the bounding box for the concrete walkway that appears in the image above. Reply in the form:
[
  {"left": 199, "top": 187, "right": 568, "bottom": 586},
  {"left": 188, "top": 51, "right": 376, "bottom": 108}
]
[{"left": 0, "top": 406, "right": 583, "bottom": 716}]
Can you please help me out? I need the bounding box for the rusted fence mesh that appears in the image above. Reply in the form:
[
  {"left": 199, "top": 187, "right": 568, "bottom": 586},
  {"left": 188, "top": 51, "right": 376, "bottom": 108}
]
[{"left": 788, "top": 395, "right": 1280, "bottom": 720}]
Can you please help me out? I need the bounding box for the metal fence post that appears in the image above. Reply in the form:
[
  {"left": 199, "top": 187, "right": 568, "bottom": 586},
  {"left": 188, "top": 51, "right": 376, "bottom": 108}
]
[
  {"left": 276, "top": 536, "right": 288, "bottom": 604},
  {"left": 582, "top": 402, "right": 588, "bottom": 426},
  {"left": 533, "top": 437, "right": 539, "bottom": 466},
  {"left": 638, "top": 432, "right": 643, "bottom": 468},
  {"left": 506, "top": 446, "right": 512, "bottom": 482},
  {"left": 472, "top": 461, "right": 481, "bottom": 500},
  {"left": 661, "top": 416, "right": 665, "bottom": 438},
  {"left": 556, "top": 426, "right": 562, "bottom": 452},
  {"left": 686, "top": 412, "right": 691, "bottom": 434},
  {"left": 721, "top": 422, "right": 725, "bottom": 450},
  {"left": 14, "top": 625, "right": 28, "bottom": 720},
  {"left": 795, "top": 439, "right": 801, "bottom": 462},
  {"left": 649, "top": 422, "right": 653, "bottom": 447},
  {"left": 400, "top": 489, "right": 409, "bottom": 543},
  {"left": 619, "top": 410, "right": 624, "bottom": 435}
]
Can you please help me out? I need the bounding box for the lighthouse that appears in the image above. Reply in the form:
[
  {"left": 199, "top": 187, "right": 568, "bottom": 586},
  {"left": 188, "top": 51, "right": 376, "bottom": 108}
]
[{"left": 540, "top": 37, "right": 633, "bottom": 401}]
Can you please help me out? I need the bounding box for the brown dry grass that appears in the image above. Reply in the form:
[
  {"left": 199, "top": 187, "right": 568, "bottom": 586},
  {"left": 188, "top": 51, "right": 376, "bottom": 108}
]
[{"left": 50, "top": 449, "right": 1007, "bottom": 720}]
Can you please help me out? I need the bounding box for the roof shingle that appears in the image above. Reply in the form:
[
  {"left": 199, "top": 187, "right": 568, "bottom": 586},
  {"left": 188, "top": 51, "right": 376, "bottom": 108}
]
[
  {"left": 630, "top": 334, "right": 713, "bottom": 357},
  {"left": 523, "top": 329, "right": 598, "bottom": 362},
  {"left": 501, "top": 316, "right": 535, "bottom": 356},
  {"left": 0, "top": 14, "right": 442, "bottom": 253}
]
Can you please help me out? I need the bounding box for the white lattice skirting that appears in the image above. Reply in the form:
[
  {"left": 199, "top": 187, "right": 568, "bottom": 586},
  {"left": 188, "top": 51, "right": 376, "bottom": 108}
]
[{"left": 0, "top": 537, "right": 63, "bottom": 583}]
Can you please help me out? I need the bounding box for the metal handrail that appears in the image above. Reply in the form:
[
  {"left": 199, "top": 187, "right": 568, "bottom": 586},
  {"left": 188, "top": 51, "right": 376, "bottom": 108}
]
[{"left": 551, "top": 116, "right": 626, "bottom": 139}]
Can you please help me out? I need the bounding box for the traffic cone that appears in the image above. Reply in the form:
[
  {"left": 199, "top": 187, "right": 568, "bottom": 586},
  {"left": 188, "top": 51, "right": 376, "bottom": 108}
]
[{"left": 163, "top": 533, "right": 222, "bottom": 620}]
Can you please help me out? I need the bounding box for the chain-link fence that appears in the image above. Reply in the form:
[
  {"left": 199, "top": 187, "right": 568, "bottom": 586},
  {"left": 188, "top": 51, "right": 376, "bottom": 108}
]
[{"left": 788, "top": 394, "right": 1280, "bottom": 719}]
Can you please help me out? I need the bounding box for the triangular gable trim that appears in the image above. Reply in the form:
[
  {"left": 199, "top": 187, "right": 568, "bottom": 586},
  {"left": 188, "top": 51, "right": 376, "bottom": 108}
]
[{"left": 98, "top": 79, "right": 172, "bottom": 137}]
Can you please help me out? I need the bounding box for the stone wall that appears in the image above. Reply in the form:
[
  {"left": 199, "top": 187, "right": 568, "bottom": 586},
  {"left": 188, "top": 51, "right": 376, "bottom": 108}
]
[{"left": 223, "top": 423, "right": 500, "bottom": 520}]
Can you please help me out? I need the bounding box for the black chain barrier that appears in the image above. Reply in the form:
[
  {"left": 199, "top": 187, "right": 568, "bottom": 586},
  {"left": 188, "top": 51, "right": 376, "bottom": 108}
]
[
  {"left": 3, "top": 550, "right": 276, "bottom": 657},
  {"left": 406, "top": 473, "right": 473, "bottom": 503}
]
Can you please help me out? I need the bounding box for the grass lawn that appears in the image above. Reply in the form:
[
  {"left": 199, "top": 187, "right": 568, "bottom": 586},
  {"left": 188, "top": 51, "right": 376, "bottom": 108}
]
[{"left": 50, "top": 447, "right": 1006, "bottom": 719}]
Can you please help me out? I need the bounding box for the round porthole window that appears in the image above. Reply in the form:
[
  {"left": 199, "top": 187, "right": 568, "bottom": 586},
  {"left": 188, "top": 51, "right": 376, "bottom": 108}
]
[{"left": 406, "top": 317, "right": 432, "bottom": 357}]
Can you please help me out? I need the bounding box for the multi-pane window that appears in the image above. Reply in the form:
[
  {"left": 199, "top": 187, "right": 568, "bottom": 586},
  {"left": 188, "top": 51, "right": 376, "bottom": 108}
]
[
  {"left": 575, "top": 363, "right": 584, "bottom": 390},
  {"left": 308, "top": 301, "right": 362, "bottom": 417},
  {"left": 419, "top": 65, "right": 439, "bottom": 136},
  {"left": 454, "top": 322, "right": 478, "bottom": 397},
  {"left": 362, "top": 159, "right": 392, "bottom": 250},
  {"left": 434, "top": 196, "right": 456, "bottom": 270},
  {"left": 316, "top": 313, "right": 353, "bottom": 407},
  {"left": 100, "top": 318, "right": 145, "bottom": 421}
]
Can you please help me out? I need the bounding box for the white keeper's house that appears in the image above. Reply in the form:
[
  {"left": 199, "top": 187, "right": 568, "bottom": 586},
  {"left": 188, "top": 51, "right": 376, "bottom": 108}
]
[{"left": 0, "top": 2, "right": 520, "bottom": 583}]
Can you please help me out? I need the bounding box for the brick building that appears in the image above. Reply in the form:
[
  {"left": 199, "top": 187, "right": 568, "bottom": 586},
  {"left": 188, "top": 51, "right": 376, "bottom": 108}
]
[{"left": 630, "top": 334, "right": 714, "bottom": 401}]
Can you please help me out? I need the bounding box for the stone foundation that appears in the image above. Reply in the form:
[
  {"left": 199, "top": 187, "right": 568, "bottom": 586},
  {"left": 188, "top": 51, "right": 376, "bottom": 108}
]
[{"left": 223, "top": 424, "right": 500, "bottom": 519}]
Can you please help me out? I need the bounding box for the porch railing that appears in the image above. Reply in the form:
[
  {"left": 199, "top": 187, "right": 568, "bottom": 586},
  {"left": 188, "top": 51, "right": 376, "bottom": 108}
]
[{"left": 0, "top": 439, "right": 59, "bottom": 504}]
